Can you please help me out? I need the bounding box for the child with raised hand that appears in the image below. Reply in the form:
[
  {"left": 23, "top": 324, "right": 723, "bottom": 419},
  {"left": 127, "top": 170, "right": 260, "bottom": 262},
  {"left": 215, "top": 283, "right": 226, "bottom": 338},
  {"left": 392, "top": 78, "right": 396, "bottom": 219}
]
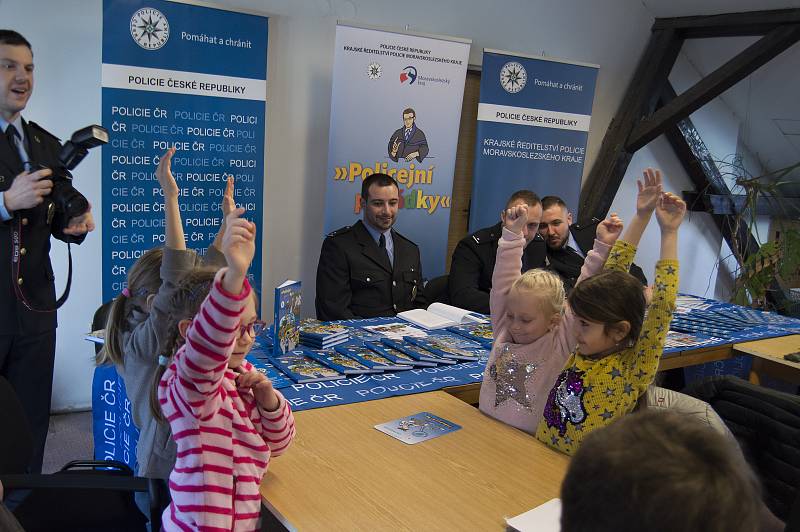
[
  {"left": 158, "top": 207, "right": 295, "bottom": 532},
  {"left": 479, "top": 201, "right": 623, "bottom": 433},
  {"left": 98, "top": 146, "right": 233, "bottom": 484},
  {"left": 536, "top": 168, "right": 685, "bottom": 455}
]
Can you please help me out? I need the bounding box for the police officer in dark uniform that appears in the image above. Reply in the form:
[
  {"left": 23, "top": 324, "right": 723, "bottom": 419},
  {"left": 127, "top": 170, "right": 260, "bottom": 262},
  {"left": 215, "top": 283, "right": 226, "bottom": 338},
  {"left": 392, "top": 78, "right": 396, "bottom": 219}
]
[
  {"left": 0, "top": 30, "right": 94, "bottom": 474},
  {"left": 448, "top": 190, "right": 545, "bottom": 314},
  {"left": 316, "top": 173, "right": 426, "bottom": 321},
  {"left": 538, "top": 195, "right": 646, "bottom": 291}
]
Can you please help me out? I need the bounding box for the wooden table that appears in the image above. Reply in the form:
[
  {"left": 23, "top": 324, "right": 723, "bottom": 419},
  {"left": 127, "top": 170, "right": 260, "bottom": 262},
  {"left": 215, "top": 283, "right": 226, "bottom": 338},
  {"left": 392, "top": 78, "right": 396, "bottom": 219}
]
[
  {"left": 260, "top": 391, "right": 568, "bottom": 531},
  {"left": 733, "top": 334, "right": 800, "bottom": 385}
]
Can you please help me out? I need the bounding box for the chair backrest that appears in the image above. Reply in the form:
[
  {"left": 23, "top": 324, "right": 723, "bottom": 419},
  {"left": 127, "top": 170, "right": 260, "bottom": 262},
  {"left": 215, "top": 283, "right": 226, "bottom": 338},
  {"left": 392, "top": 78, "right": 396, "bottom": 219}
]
[
  {"left": 683, "top": 375, "right": 800, "bottom": 521},
  {"left": 0, "top": 376, "right": 33, "bottom": 474},
  {"left": 424, "top": 275, "right": 450, "bottom": 304},
  {"left": 92, "top": 300, "right": 115, "bottom": 355}
]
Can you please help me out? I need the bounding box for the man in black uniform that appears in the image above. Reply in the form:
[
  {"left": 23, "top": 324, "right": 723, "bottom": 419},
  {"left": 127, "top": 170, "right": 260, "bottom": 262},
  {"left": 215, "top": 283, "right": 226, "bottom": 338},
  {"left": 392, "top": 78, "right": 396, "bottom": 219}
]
[
  {"left": 537, "top": 195, "right": 646, "bottom": 291},
  {"left": 316, "top": 173, "right": 426, "bottom": 321},
  {"left": 0, "top": 30, "right": 94, "bottom": 473},
  {"left": 448, "top": 190, "right": 545, "bottom": 314}
]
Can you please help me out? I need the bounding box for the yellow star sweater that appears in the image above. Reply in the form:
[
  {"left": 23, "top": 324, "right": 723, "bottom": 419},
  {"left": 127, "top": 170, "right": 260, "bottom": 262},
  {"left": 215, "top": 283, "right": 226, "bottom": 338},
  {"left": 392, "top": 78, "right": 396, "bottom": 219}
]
[{"left": 535, "top": 240, "right": 678, "bottom": 455}]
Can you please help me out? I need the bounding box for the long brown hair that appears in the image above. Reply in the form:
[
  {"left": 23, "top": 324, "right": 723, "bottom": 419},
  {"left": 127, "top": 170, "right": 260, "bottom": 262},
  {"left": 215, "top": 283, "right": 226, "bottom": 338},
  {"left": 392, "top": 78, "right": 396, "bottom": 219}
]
[
  {"left": 567, "top": 270, "right": 646, "bottom": 345},
  {"left": 149, "top": 268, "right": 218, "bottom": 420},
  {"left": 97, "top": 248, "right": 164, "bottom": 367}
]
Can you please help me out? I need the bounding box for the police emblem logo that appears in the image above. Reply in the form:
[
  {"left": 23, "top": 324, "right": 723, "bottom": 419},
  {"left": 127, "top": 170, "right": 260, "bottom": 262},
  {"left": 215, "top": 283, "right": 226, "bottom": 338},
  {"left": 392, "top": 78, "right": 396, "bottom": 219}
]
[
  {"left": 499, "top": 61, "right": 527, "bottom": 94},
  {"left": 130, "top": 7, "right": 170, "bottom": 50}
]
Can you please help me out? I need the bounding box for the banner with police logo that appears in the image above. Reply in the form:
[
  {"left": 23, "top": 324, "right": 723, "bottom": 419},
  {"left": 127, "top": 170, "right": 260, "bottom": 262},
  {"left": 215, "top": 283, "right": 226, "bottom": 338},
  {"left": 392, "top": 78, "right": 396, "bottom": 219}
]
[
  {"left": 101, "top": 0, "right": 267, "bottom": 301},
  {"left": 323, "top": 23, "right": 470, "bottom": 276},
  {"left": 468, "top": 50, "right": 598, "bottom": 231}
]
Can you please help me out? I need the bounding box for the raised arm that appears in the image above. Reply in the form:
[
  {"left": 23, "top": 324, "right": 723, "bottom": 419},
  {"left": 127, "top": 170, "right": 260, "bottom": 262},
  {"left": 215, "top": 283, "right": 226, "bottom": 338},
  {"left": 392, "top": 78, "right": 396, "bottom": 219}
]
[
  {"left": 158, "top": 147, "right": 186, "bottom": 251},
  {"left": 619, "top": 167, "right": 661, "bottom": 249},
  {"left": 209, "top": 174, "right": 234, "bottom": 259},
  {"left": 627, "top": 191, "right": 686, "bottom": 392},
  {"left": 490, "top": 205, "right": 536, "bottom": 329}
]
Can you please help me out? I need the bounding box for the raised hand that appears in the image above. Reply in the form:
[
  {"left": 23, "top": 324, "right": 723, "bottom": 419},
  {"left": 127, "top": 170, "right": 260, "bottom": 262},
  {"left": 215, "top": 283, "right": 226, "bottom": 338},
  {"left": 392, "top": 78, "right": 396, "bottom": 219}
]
[
  {"left": 156, "top": 147, "right": 179, "bottom": 199},
  {"left": 502, "top": 204, "right": 529, "bottom": 235},
  {"left": 3, "top": 168, "right": 53, "bottom": 212},
  {"left": 391, "top": 137, "right": 400, "bottom": 158},
  {"left": 222, "top": 207, "right": 256, "bottom": 279},
  {"left": 222, "top": 175, "right": 235, "bottom": 218},
  {"left": 235, "top": 369, "right": 279, "bottom": 411},
  {"left": 636, "top": 167, "right": 663, "bottom": 216},
  {"left": 655, "top": 191, "right": 686, "bottom": 232},
  {"left": 596, "top": 213, "right": 623, "bottom": 245}
]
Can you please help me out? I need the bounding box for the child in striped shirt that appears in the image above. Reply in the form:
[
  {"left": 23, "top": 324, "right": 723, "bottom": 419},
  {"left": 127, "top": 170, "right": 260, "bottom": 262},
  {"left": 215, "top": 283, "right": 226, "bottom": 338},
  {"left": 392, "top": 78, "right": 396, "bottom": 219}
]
[{"left": 156, "top": 207, "right": 295, "bottom": 531}]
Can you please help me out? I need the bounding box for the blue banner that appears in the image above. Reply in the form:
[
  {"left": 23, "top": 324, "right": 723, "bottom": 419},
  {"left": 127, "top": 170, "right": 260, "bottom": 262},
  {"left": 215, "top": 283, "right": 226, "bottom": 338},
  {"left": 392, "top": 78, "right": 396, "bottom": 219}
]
[
  {"left": 469, "top": 50, "right": 598, "bottom": 230},
  {"left": 323, "top": 24, "right": 471, "bottom": 276},
  {"left": 101, "top": 0, "right": 267, "bottom": 301}
]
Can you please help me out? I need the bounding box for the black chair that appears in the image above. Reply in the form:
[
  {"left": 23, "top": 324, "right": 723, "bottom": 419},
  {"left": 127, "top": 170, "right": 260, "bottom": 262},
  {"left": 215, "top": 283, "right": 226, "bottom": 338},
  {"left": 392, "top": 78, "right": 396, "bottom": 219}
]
[
  {"left": 683, "top": 376, "right": 800, "bottom": 522},
  {"left": 424, "top": 274, "right": 450, "bottom": 304},
  {"left": 0, "top": 375, "right": 163, "bottom": 531}
]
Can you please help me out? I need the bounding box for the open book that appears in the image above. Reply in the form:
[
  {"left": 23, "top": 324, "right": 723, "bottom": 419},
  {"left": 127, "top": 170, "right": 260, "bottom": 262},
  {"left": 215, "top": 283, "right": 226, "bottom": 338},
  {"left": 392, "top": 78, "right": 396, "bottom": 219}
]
[{"left": 397, "top": 303, "right": 487, "bottom": 330}]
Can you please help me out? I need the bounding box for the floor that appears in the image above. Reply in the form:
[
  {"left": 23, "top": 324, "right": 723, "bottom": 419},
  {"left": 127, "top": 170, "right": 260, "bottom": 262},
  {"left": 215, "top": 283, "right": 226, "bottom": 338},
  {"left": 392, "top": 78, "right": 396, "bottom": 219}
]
[{"left": 42, "top": 410, "right": 93, "bottom": 474}]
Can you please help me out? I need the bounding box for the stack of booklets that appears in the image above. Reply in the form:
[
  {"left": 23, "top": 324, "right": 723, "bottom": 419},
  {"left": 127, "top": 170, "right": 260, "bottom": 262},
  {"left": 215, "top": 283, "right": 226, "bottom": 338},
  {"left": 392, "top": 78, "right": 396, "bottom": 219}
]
[
  {"left": 335, "top": 344, "right": 412, "bottom": 372},
  {"left": 447, "top": 323, "right": 494, "bottom": 347},
  {"left": 299, "top": 321, "right": 351, "bottom": 349},
  {"left": 269, "top": 348, "right": 344, "bottom": 384}
]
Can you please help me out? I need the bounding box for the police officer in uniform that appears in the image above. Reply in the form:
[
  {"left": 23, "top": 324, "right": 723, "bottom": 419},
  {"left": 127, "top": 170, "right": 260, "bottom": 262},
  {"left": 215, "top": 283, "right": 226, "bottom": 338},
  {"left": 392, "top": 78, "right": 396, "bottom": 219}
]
[
  {"left": 0, "top": 30, "right": 94, "bottom": 474},
  {"left": 448, "top": 190, "right": 545, "bottom": 314},
  {"left": 537, "top": 195, "right": 646, "bottom": 291},
  {"left": 316, "top": 173, "right": 426, "bottom": 321}
]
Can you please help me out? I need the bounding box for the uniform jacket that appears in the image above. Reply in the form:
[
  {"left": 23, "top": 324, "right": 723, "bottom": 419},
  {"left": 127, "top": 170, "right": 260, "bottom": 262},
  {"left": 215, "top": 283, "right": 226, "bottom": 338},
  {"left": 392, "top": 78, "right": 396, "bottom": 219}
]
[
  {"left": 535, "top": 220, "right": 647, "bottom": 291},
  {"left": 448, "top": 222, "right": 546, "bottom": 314},
  {"left": 315, "top": 220, "right": 427, "bottom": 321},
  {"left": 0, "top": 120, "right": 87, "bottom": 334}
]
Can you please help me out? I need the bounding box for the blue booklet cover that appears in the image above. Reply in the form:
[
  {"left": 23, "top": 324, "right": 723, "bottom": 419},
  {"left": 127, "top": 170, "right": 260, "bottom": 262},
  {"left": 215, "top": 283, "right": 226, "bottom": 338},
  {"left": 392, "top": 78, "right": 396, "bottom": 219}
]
[
  {"left": 404, "top": 336, "right": 483, "bottom": 361},
  {"left": 299, "top": 321, "right": 350, "bottom": 341},
  {"left": 363, "top": 341, "right": 436, "bottom": 367},
  {"left": 447, "top": 323, "right": 494, "bottom": 347},
  {"left": 268, "top": 349, "right": 342, "bottom": 384},
  {"left": 335, "top": 345, "right": 411, "bottom": 371},
  {"left": 302, "top": 347, "right": 381, "bottom": 375},
  {"left": 374, "top": 412, "right": 462, "bottom": 444},
  {"left": 380, "top": 338, "right": 457, "bottom": 365},
  {"left": 246, "top": 356, "right": 293, "bottom": 389},
  {"left": 273, "top": 280, "right": 302, "bottom": 355}
]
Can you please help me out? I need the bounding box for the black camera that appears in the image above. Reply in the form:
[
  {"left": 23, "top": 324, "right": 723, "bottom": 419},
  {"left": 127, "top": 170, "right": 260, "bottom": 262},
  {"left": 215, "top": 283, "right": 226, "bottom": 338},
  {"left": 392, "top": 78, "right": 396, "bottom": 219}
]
[{"left": 47, "top": 125, "right": 108, "bottom": 224}]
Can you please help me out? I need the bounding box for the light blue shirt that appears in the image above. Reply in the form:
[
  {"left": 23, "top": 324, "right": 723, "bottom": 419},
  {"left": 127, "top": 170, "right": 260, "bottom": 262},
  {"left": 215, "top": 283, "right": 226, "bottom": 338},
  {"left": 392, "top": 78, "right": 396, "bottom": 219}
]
[
  {"left": 363, "top": 221, "right": 394, "bottom": 267},
  {"left": 566, "top": 231, "right": 585, "bottom": 258},
  {"left": 0, "top": 115, "right": 30, "bottom": 221}
]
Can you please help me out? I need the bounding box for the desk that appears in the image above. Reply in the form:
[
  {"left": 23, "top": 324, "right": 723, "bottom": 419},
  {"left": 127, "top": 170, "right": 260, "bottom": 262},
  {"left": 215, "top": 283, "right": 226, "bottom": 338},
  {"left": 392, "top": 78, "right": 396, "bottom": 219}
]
[
  {"left": 259, "top": 391, "right": 568, "bottom": 531},
  {"left": 733, "top": 334, "right": 800, "bottom": 385}
]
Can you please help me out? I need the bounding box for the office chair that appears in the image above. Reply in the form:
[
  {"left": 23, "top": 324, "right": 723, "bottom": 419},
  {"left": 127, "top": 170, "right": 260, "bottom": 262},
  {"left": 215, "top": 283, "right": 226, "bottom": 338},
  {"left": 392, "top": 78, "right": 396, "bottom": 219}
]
[{"left": 0, "top": 375, "right": 163, "bottom": 531}]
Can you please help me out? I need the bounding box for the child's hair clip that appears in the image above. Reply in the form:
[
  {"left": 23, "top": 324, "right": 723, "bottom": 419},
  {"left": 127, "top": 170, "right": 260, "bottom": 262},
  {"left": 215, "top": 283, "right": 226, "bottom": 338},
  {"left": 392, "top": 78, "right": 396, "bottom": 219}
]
[{"left": 158, "top": 355, "right": 169, "bottom": 366}]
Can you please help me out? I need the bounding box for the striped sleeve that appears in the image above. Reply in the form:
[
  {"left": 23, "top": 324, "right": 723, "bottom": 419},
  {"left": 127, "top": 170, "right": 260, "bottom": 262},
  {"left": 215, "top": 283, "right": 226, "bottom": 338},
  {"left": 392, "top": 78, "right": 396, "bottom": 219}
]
[
  {"left": 173, "top": 268, "right": 251, "bottom": 420},
  {"left": 255, "top": 390, "right": 296, "bottom": 457}
]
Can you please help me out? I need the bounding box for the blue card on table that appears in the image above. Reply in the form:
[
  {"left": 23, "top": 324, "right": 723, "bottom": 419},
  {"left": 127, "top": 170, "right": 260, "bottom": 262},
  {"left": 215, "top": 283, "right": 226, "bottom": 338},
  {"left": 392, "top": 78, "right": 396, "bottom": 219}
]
[{"left": 374, "top": 412, "right": 462, "bottom": 445}]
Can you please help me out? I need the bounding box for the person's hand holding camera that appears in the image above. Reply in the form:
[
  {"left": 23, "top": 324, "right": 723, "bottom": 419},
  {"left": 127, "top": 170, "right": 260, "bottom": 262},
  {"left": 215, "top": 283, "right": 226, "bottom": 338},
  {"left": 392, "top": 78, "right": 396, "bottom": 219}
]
[{"left": 3, "top": 167, "right": 53, "bottom": 212}]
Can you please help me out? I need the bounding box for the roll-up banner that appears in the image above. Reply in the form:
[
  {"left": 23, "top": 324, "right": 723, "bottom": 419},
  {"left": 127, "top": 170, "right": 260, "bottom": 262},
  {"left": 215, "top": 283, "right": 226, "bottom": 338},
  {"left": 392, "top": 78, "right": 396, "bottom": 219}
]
[
  {"left": 323, "top": 23, "right": 471, "bottom": 276},
  {"left": 101, "top": 0, "right": 268, "bottom": 302},
  {"left": 469, "top": 50, "right": 598, "bottom": 230},
  {"left": 98, "top": 0, "right": 268, "bottom": 467}
]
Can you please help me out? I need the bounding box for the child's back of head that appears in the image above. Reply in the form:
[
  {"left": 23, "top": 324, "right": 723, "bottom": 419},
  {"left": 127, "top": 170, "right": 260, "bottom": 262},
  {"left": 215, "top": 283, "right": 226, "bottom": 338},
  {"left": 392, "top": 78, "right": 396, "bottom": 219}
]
[
  {"left": 99, "top": 247, "right": 164, "bottom": 367},
  {"left": 560, "top": 409, "right": 762, "bottom": 532}
]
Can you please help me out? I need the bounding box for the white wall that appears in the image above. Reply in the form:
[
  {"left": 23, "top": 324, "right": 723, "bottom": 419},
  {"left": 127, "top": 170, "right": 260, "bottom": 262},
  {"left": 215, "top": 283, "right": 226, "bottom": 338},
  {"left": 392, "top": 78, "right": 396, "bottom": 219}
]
[{"left": 4, "top": 0, "right": 750, "bottom": 410}]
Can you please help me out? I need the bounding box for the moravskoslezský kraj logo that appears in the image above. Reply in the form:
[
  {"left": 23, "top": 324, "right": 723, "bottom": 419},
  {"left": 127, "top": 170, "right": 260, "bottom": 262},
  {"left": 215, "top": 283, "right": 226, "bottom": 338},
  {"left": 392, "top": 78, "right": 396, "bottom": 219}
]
[
  {"left": 500, "top": 61, "right": 527, "bottom": 93},
  {"left": 130, "top": 7, "right": 170, "bottom": 50}
]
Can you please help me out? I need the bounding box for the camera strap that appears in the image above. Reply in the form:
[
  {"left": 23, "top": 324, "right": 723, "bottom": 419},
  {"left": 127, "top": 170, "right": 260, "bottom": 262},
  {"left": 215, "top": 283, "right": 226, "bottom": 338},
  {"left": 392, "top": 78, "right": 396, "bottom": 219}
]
[{"left": 11, "top": 217, "right": 73, "bottom": 312}]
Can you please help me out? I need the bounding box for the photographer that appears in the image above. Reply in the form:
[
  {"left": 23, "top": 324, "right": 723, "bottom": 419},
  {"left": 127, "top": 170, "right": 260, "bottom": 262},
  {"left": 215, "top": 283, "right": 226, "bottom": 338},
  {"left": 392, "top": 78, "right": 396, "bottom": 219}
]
[{"left": 0, "top": 29, "right": 94, "bottom": 474}]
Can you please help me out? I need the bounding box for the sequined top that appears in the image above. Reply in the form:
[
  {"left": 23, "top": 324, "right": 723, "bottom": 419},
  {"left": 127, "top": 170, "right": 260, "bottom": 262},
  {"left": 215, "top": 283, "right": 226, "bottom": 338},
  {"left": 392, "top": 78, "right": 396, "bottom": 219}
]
[
  {"left": 478, "top": 228, "right": 610, "bottom": 434},
  {"left": 535, "top": 240, "right": 679, "bottom": 455}
]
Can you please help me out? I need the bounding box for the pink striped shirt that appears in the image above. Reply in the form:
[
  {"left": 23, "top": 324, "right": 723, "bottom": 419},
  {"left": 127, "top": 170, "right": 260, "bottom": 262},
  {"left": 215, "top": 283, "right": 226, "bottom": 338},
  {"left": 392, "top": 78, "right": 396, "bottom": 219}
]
[{"left": 159, "top": 269, "right": 296, "bottom": 531}]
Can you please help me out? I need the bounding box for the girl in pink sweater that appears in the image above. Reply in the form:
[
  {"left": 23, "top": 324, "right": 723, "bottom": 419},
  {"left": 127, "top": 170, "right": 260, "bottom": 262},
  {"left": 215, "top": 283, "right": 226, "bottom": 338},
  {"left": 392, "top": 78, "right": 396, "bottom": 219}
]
[
  {"left": 479, "top": 203, "right": 622, "bottom": 433},
  {"left": 156, "top": 208, "right": 295, "bottom": 531}
]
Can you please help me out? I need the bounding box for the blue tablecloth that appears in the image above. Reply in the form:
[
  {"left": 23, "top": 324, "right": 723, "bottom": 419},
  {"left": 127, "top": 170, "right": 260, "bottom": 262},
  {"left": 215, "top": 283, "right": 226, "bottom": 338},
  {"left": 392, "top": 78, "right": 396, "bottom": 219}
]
[{"left": 92, "top": 302, "right": 800, "bottom": 469}]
